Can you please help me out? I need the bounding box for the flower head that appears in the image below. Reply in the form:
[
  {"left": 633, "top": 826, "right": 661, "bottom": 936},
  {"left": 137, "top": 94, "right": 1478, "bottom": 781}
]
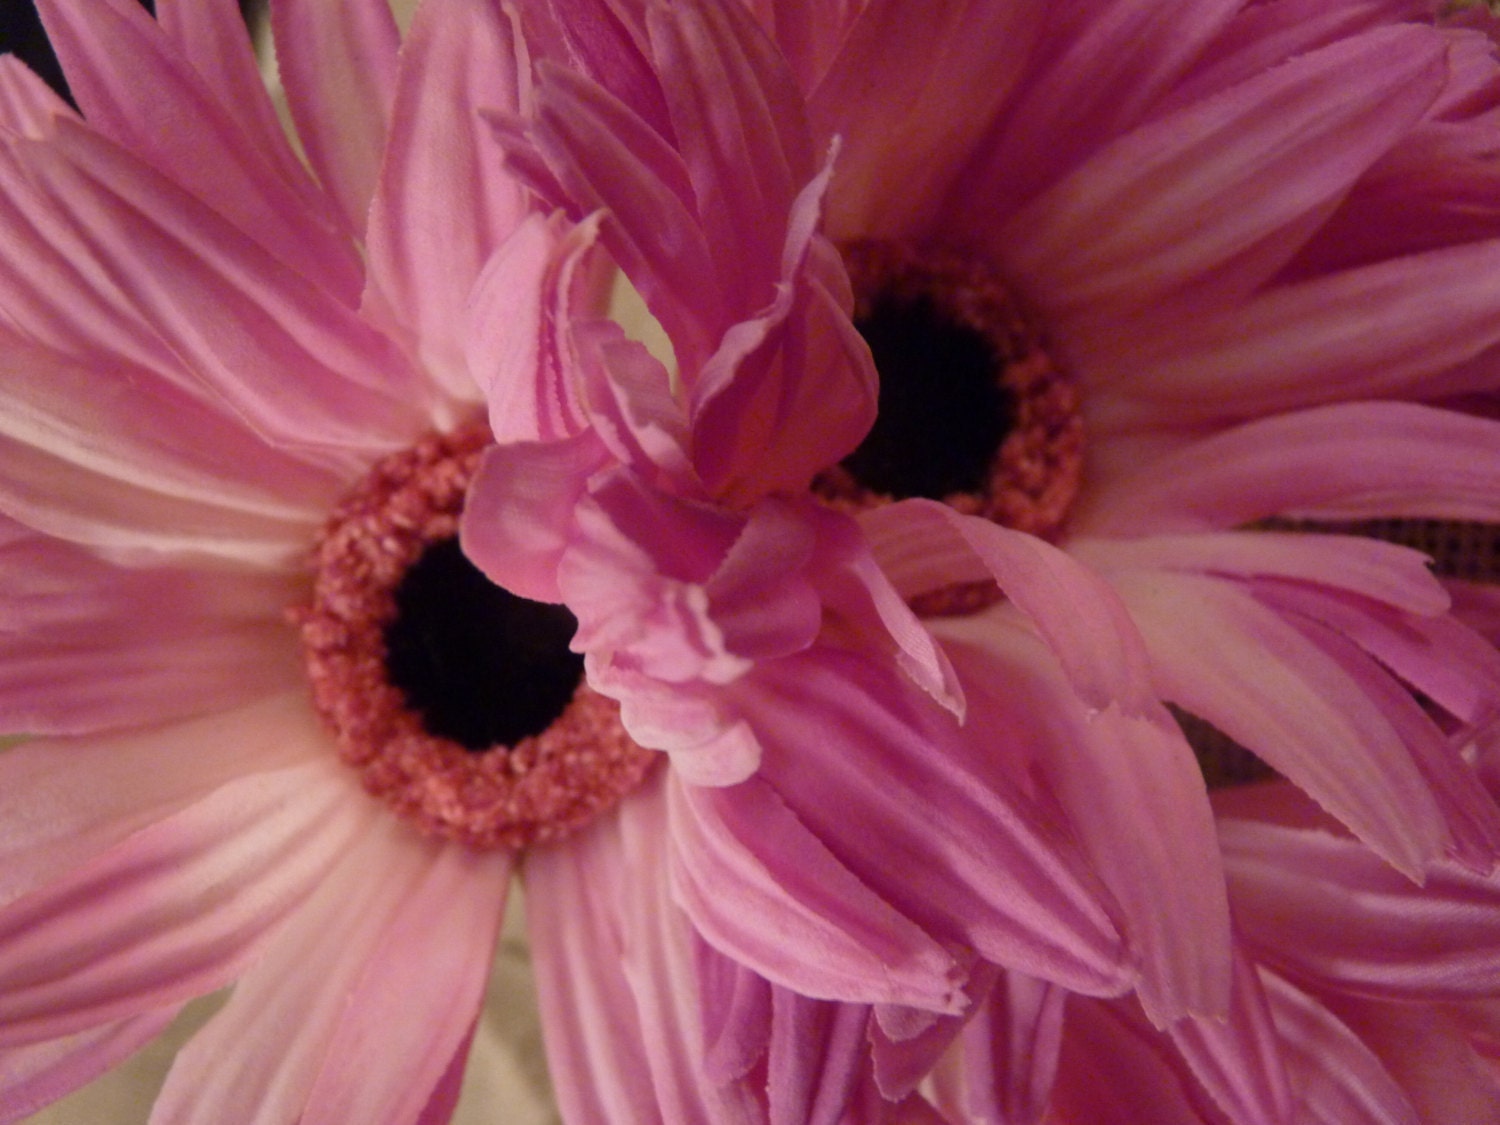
[{"left": 467, "top": 0, "right": 1500, "bottom": 1113}]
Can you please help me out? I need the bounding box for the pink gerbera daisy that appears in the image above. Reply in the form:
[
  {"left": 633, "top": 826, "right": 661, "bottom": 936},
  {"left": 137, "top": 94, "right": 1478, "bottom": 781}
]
[
  {"left": 0, "top": 1, "right": 937, "bottom": 1121},
  {"left": 468, "top": 0, "right": 1500, "bottom": 1108}
]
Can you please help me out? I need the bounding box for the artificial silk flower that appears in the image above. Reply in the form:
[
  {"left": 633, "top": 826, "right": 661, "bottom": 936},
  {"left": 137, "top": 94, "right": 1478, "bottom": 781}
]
[
  {"left": 469, "top": 0, "right": 1500, "bottom": 1072},
  {"left": 0, "top": 1, "right": 922, "bottom": 1122}
]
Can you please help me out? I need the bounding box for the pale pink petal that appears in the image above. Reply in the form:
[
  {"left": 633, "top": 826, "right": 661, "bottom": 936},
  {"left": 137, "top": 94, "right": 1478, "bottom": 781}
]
[
  {"left": 0, "top": 55, "right": 75, "bottom": 137},
  {"left": 461, "top": 432, "right": 610, "bottom": 604},
  {"left": 668, "top": 772, "right": 963, "bottom": 1011},
  {"left": 573, "top": 321, "right": 693, "bottom": 483},
  {"left": 808, "top": 0, "right": 1042, "bottom": 239},
  {"left": 1110, "top": 568, "right": 1449, "bottom": 876},
  {"left": 1004, "top": 25, "right": 1444, "bottom": 314},
  {"left": 865, "top": 500, "right": 1157, "bottom": 716},
  {"left": 0, "top": 120, "right": 431, "bottom": 460},
  {"left": 33, "top": 0, "right": 362, "bottom": 299},
  {"left": 270, "top": 0, "right": 400, "bottom": 237},
  {"left": 362, "top": 0, "right": 528, "bottom": 401},
  {"left": 0, "top": 1003, "right": 178, "bottom": 1124},
  {"left": 1093, "top": 239, "right": 1500, "bottom": 425},
  {"left": 1071, "top": 531, "right": 1449, "bottom": 617},
  {"left": 0, "top": 692, "right": 322, "bottom": 909},
  {"left": 0, "top": 756, "right": 364, "bottom": 1048},
  {"left": 1222, "top": 820, "right": 1500, "bottom": 1001},
  {"left": 467, "top": 213, "right": 600, "bottom": 445},
  {"left": 954, "top": 0, "right": 1243, "bottom": 224},
  {"left": 300, "top": 840, "right": 511, "bottom": 1124},
  {"left": 741, "top": 648, "right": 1132, "bottom": 998},
  {"left": 525, "top": 773, "right": 760, "bottom": 1123},
  {"left": 942, "top": 624, "right": 1230, "bottom": 1025},
  {"left": 1259, "top": 970, "right": 1421, "bottom": 1125},
  {"left": 1078, "top": 403, "right": 1500, "bottom": 535},
  {"left": 149, "top": 830, "right": 431, "bottom": 1124}
]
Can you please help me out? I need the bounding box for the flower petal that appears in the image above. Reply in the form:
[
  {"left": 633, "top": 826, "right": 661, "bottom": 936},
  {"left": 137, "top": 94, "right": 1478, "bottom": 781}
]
[
  {"left": 938, "top": 971, "right": 1066, "bottom": 1125},
  {"left": 0, "top": 692, "right": 322, "bottom": 910},
  {"left": 1005, "top": 24, "right": 1444, "bottom": 314},
  {"left": 33, "top": 0, "right": 361, "bottom": 299},
  {"left": 362, "top": 0, "right": 528, "bottom": 401},
  {"left": 668, "top": 772, "right": 963, "bottom": 1012},
  {"left": 270, "top": 0, "right": 400, "bottom": 237},
  {"left": 1078, "top": 403, "right": 1500, "bottom": 535},
  {"left": 1222, "top": 820, "right": 1500, "bottom": 1002},
  {"left": 0, "top": 756, "right": 363, "bottom": 1048}
]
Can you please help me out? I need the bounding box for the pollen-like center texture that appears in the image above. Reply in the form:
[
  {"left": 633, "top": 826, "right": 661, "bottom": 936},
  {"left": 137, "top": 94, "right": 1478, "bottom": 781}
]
[
  {"left": 819, "top": 239, "right": 1083, "bottom": 535},
  {"left": 296, "top": 424, "right": 656, "bottom": 850}
]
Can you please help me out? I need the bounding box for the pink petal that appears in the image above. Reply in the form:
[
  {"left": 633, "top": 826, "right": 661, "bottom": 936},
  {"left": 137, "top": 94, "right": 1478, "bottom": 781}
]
[
  {"left": 0, "top": 1002, "right": 179, "bottom": 1124},
  {"left": 668, "top": 772, "right": 964, "bottom": 1011},
  {"left": 0, "top": 692, "right": 322, "bottom": 910},
  {"left": 1222, "top": 819, "right": 1500, "bottom": 1002},
  {"left": 766, "top": 988, "right": 869, "bottom": 1125},
  {"left": 1094, "top": 238, "right": 1500, "bottom": 426},
  {"left": 152, "top": 818, "right": 508, "bottom": 1125},
  {"left": 742, "top": 648, "right": 1132, "bottom": 998},
  {"left": 0, "top": 121, "right": 431, "bottom": 460},
  {"left": 1258, "top": 970, "right": 1421, "bottom": 1125},
  {"left": 0, "top": 55, "right": 75, "bottom": 137},
  {"left": 955, "top": 0, "right": 1243, "bottom": 225},
  {"left": 526, "top": 63, "right": 725, "bottom": 374},
  {"left": 153, "top": 0, "right": 313, "bottom": 203},
  {"left": 865, "top": 501, "right": 1157, "bottom": 716},
  {"left": 361, "top": 0, "right": 528, "bottom": 401},
  {"left": 467, "top": 213, "right": 600, "bottom": 445},
  {"left": 647, "top": 0, "right": 814, "bottom": 291},
  {"left": 1110, "top": 568, "right": 1449, "bottom": 877},
  {"left": 301, "top": 841, "right": 511, "bottom": 1124},
  {"left": 942, "top": 971, "right": 1066, "bottom": 1125},
  {"left": 33, "top": 0, "right": 362, "bottom": 300},
  {"left": 524, "top": 773, "right": 760, "bottom": 1123},
  {"left": 1167, "top": 944, "right": 1296, "bottom": 1125},
  {"left": 1078, "top": 403, "right": 1500, "bottom": 535},
  {"left": 462, "top": 432, "right": 610, "bottom": 605},
  {"left": 1004, "top": 24, "right": 1444, "bottom": 314},
  {"left": 270, "top": 0, "right": 400, "bottom": 237},
  {"left": 808, "top": 0, "right": 1042, "bottom": 239},
  {"left": 943, "top": 625, "right": 1230, "bottom": 1025},
  {"left": 0, "top": 756, "right": 365, "bottom": 1049},
  {"left": 1073, "top": 531, "right": 1450, "bottom": 617}
]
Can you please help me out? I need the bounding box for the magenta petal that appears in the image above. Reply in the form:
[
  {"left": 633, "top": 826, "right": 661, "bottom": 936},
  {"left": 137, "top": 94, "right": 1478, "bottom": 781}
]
[
  {"left": 0, "top": 1002, "right": 178, "bottom": 1124},
  {"left": 1222, "top": 819, "right": 1500, "bottom": 1002},
  {"left": 0, "top": 55, "right": 76, "bottom": 137},
  {"left": 742, "top": 648, "right": 1131, "bottom": 997},
  {"left": 1259, "top": 970, "right": 1421, "bottom": 1125},
  {"left": 945, "top": 971, "right": 1065, "bottom": 1125},
  {"left": 668, "top": 773, "right": 963, "bottom": 1011},
  {"left": 1112, "top": 568, "right": 1449, "bottom": 876},
  {"left": 865, "top": 501, "right": 1156, "bottom": 716},
  {"left": 270, "top": 0, "right": 399, "bottom": 237},
  {"left": 946, "top": 625, "right": 1231, "bottom": 1025},
  {"left": 766, "top": 988, "right": 869, "bottom": 1125}
]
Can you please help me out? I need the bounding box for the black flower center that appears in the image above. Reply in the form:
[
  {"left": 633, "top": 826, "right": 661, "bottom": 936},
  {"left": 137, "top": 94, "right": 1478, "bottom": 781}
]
[
  {"left": 816, "top": 240, "right": 1083, "bottom": 545},
  {"left": 843, "top": 291, "right": 1016, "bottom": 501},
  {"left": 384, "top": 537, "right": 584, "bottom": 752}
]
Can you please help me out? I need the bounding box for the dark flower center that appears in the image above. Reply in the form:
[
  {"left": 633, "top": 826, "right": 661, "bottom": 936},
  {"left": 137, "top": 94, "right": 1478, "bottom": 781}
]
[
  {"left": 296, "top": 423, "right": 655, "bottom": 851},
  {"left": 385, "top": 538, "right": 584, "bottom": 751},
  {"left": 817, "top": 240, "right": 1084, "bottom": 540}
]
